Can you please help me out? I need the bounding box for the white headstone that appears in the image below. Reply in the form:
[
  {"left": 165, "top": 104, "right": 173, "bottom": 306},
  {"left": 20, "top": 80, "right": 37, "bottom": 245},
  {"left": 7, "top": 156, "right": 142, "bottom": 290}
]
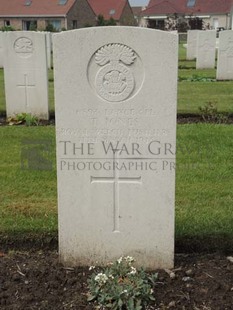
[
  {"left": 4, "top": 31, "right": 49, "bottom": 119},
  {"left": 54, "top": 27, "right": 178, "bottom": 269},
  {"left": 45, "top": 32, "right": 52, "bottom": 69},
  {"left": 196, "top": 30, "right": 216, "bottom": 69},
  {"left": 51, "top": 33, "right": 55, "bottom": 52},
  {"left": 0, "top": 32, "right": 5, "bottom": 68},
  {"left": 217, "top": 30, "right": 233, "bottom": 80},
  {"left": 186, "top": 30, "right": 200, "bottom": 60}
]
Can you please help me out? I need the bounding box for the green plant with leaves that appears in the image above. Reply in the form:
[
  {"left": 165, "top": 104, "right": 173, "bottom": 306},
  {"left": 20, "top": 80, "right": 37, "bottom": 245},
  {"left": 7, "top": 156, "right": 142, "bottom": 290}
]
[
  {"left": 97, "top": 14, "right": 117, "bottom": 26},
  {"left": 7, "top": 113, "right": 39, "bottom": 126},
  {"left": 1, "top": 25, "right": 15, "bottom": 31},
  {"left": 87, "top": 256, "right": 157, "bottom": 310},
  {"left": 198, "top": 102, "right": 229, "bottom": 123},
  {"left": 45, "top": 23, "right": 57, "bottom": 32},
  {"left": 179, "top": 74, "right": 215, "bottom": 82}
]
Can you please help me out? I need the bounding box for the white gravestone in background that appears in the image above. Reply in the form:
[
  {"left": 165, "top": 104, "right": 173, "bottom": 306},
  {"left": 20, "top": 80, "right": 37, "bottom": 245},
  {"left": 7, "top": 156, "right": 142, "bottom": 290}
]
[
  {"left": 217, "top": 30, "right": 233, "bottom": 80},
  {"left": 45, "top": 32, "right": 52, "bottom": 69},
  {"left": 4, "top": 31, "right": 49, "bottom": 119},
  {"left": 54, "top": 27, "right": 178, "bottom": 269},
  {"left": 0, "top": 32, "right": 5, "bottom": 68},
  {"left": 187, "top": 30, "right": 200, "bottom": 60},
  {"left": 196, "top": 30, "right": 216, "bottom": 69}
]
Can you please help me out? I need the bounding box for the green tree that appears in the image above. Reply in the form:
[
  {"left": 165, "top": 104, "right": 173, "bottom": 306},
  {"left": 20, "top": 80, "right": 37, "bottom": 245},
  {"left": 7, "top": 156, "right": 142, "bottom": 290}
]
[{"left": 97, "top": 14, "right": 117, "bottom": 26}]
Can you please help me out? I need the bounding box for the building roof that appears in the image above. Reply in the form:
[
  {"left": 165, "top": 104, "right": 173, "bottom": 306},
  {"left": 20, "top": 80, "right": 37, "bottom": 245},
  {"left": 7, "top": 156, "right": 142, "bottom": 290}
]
[
  {"left": 142, "top": 0, "right": 233, "bottom": 16},
  {"left": 0, "top": 0, "right": 76, "bottom": 17},
  {"left": 142, "top": 1, "right": 182, "bottom": 15},
  {"left": 88, "top": 0, "right": 127, "bottom": 20},
  {"left": 131, "top": 6, "right": 145, "bottom": 16}
]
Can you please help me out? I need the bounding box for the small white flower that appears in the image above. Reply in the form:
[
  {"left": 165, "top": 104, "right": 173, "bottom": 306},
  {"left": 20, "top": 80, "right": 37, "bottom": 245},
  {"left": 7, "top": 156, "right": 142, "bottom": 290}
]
[
  {"left": 150, "top": 289, "right": 154, "bottom": 294},
  {"left": 89, "top": 266, "right": 95, "bottom": 271},
  {"left": 94, "top": 273, "right": 108, "bottom": 285},
  {"left": 124, "top": 256, "right": 134, "bottom": 264},
  {"left": 117, "top": 257, "right": 123, "bottom": 264},
  {"left": 109, "top": 274, "right": 114, "bottom": 279},
  {"left": 120, "top": 289, "right": 128, "bottom": 296},
  {"left": 129, "top": 266, "right": 137, "bottom": 275}
]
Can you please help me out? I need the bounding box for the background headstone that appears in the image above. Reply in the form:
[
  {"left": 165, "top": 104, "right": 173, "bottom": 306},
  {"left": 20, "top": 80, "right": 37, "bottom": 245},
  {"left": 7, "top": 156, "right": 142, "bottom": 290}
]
[
  {"left": 4, "top": 31, "right": 49, "bottom": 119},
  {"left": 45, "top": 32, "right": 52, "bottom": 69},
  {"left": 217, "top": 30, "right": 233, "bottom": 80},
  {"left": 54, "top": 27, "right": 178, "bottom": 269},
  {"left": 186, "top": 30, "right": 199, "bottom": 60},
  {"left": 196, "top": 30, "right": 216, "bottom": 69}
]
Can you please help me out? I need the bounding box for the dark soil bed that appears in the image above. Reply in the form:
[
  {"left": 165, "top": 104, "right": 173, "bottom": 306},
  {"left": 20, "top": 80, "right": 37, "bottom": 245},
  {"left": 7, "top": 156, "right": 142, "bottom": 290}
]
[{"left": 0, "top": 251, "right": 232, "bottom": 309}]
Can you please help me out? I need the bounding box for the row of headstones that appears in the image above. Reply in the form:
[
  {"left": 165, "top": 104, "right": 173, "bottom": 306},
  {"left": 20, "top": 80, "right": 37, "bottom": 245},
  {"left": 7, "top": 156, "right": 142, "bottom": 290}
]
[
  {"left": 186, "top": 29, "right": 233, "bottom": 80},
  {"left": 0, "top": 31, "right": 54, "bottom": 120},
  {"left": 3, "top": 28, "right": 179, "bottom": 269}
]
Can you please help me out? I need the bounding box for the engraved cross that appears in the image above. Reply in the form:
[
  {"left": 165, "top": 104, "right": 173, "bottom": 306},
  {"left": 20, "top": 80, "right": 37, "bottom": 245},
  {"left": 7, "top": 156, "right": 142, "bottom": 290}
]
[
  {"left": 17, "top": 74, "right": 35, "bottom": 109},
  {"left": 91, "top": 152, "right": 142, "bottom": 233}
]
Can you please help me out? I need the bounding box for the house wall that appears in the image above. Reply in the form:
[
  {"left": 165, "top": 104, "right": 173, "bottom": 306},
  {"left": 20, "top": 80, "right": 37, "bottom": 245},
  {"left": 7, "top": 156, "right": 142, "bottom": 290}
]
[
  {"left": 0, "top": 0, "right": 96, "bottom": 31},
  {"left": 209, "top": 14, "right": 231, "bottom": 29},
  {"left": 66, "top": 0, "right": 96, "bottom": 29},
  {"left": 0, "top": 17, "right": 65, "bottom": 31},
  {"left": 119, "top": 2, "right": 136, "bottom": 26},
  {"left": 0, "top": 18, "right": 22, "bottom": 30},
  {"left": 202, "top": 14, "right": 231, "bottom": 30}
]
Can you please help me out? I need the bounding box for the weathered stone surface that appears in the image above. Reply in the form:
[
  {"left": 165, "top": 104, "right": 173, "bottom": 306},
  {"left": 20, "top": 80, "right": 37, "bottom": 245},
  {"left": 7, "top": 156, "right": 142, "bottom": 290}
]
[
  {"left": 187, "top": 30, "right": 199, "bottom": 60},
  {"left": 217, "top": 30, "right": 233, "bottom": 80},
  {"left": 4, "top": 31, "right": 49, "bottom": 119},
  {"left": 196, "top": 30, "right": 216, "bottom": 69},
  {"left": 54, "top": 27, "right": 178, "bottom": 269}
]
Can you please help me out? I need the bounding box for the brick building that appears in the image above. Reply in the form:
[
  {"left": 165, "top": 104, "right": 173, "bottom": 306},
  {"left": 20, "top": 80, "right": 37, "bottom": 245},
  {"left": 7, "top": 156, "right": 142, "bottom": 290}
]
[
  {"left": 0, "top": 0, "right": 96, "bottom": 31},
  {"left": 88, "top": 0, "right": 136, "bottom": 26},
  {"left": 140, "top": 0, "right": 233, "bottom": 30}
]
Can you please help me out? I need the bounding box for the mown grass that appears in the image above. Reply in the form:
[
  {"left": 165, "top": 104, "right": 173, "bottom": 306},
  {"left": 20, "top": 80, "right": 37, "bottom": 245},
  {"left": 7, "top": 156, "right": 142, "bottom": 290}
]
[
  {"left": 0, "top": 125, "right": 232, "bottom": 251},
  {"left": 175, "top": 124, "right": 233, "bottom": 246},
  {"left": 178, "top": 81, "right": 233, "bottom": 114},
  {"left": 0, "top": 127, "right": 57, "bottom": 235}
]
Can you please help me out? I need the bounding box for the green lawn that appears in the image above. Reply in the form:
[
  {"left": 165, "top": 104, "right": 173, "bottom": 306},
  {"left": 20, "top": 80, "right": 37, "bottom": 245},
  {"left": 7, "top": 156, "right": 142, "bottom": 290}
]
[
  {"left": 175, "top": 124, "right": 233, "bottom": 246},
  {"left": 0, "top": 44, "right": 233, "bottom": 115},
  {"left": 178, "top": 81, "right": 233, "bottom": 113},
  {"left": 0, "top": 125, "right": 232, "bottom": 251},
  {"left": 0, "top": 126, "right": 57, "bottom": 235}
]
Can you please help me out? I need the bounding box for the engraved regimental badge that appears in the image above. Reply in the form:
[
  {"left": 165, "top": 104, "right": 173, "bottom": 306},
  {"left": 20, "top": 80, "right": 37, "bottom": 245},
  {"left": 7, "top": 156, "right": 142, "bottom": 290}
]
[
  {"left": 14, "top": 37, "right": 33, "bottom": 58},
  {"left": 95, "top": 44, "right": 136, "bottom": 102}
]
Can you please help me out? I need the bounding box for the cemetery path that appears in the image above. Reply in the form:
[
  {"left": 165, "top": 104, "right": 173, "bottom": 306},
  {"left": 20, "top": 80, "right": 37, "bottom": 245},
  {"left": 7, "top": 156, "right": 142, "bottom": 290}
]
[{"left": 0, "top": 251, "right": 232, "bottom": 309}]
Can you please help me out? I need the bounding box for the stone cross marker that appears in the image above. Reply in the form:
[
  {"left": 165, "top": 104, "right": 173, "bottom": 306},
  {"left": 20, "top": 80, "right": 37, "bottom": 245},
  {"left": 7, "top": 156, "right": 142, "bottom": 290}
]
[
  {"left": 4, "top": 31, "right": 49, "bottom": 120},
  {"left": 54, "top": 27, "right": 178, "bottom": 269},
  {"left": 90, "top": 152, "right": 142, "bottom": 233},
  {"left": 196, "top": 30, "right": 216, "bottom": 69},
  {"left": 187, "top": 30, "right": 200, "bottom": 60},
  {"left": 217, "top": 30, "right": 233, "bottom": 80}
]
